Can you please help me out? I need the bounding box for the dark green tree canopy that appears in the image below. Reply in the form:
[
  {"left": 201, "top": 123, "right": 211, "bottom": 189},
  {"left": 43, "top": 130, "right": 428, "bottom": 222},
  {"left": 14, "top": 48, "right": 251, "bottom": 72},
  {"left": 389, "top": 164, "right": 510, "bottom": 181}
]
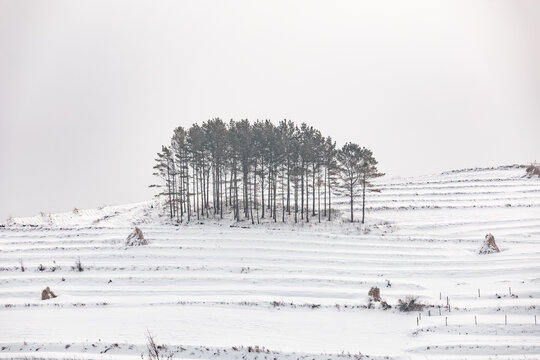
[{"left": 152, "top": 119, "right": 382, "bottom": 224}]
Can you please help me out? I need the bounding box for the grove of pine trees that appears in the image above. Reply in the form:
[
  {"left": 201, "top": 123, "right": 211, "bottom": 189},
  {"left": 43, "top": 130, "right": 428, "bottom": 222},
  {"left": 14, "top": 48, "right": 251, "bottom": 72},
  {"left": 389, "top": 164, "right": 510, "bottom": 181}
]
[{"left": 152, "top": 119, "right": 383, "bottom": 224}]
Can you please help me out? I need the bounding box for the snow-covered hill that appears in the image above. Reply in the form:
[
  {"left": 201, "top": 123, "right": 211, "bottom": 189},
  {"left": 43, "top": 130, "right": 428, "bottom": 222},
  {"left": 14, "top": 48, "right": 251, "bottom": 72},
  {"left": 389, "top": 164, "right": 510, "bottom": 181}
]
[{"left": 1, "top": 165, "right": 539, "bottom": 360}]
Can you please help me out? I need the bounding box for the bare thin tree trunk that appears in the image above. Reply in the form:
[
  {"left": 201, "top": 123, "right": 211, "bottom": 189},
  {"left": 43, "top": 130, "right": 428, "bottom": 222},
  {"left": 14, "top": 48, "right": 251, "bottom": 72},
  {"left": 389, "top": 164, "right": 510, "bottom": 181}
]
[
  {"left": 323, "top": 167, "right": 327, "bottom": 217},
  {"left": 305, "top": 166, "right": 309, "bottom": 223},
  {"left": 261, "top": 161, "right": 265, "bottom": 218},
  {"left": 287, "top": 158, "right": 291, "bottom": 214},
  {"left": 328, "top": 172, "right": 332, "bottom": 222},
  {"left": 362, "top": 171, "right": 366, "bottom": 224},
  {"left": 318, "top": 169, "right": 321, "bottom": 223},
  {"left": 273, "top": 165, "right": 277, "bottom": 222},
  {"left": 234, "top": 163, "right": 239, "bottom": 221},
  {"left": 255, "top": 160, "right": 259, "bottom": 224},
  {"left": 301, "top": 161, "right": 304, "bottom": 220},
  {"left": 312, "top": 163, "right": 316, "bottom": 216},
  {"left": 294, "top": 173, "right": 298, "bottom": 223},
  {"left": 350, "top": 181, "right": 354, "bottom": 223},
  {"left": 249, "top": 171, "right": 254, "bottom": 225},
  {"left": 186, "top": 163, "right": 191, "bottom": 222},
  {"left": 281, "top": 167, "right": 285, "bottom": 222}
]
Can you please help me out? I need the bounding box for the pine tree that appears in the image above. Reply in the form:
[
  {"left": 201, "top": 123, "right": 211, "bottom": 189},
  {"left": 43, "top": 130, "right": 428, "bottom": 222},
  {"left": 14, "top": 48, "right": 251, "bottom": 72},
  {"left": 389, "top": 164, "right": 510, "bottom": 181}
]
[
  {"left": 152, "top": 119, "right": 382, "bottom": 225},
  {"left": 359, "top": 148, "right": 384, "bottom": 224},
  {"left": 337, "top": 142, "right": 364, "bottom": 222}
]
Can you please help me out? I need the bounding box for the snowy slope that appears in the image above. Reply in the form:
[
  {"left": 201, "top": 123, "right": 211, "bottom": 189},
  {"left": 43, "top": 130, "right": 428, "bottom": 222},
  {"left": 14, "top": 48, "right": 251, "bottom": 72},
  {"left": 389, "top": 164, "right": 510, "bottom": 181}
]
[{"left": 0, "top": 165, "right": 539, "bottom": 360}]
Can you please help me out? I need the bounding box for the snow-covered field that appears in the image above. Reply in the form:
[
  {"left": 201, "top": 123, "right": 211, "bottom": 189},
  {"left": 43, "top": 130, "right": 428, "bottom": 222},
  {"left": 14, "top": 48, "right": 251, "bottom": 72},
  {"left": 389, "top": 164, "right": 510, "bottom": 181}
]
[{"left": 1, "top": 165, "right": 539, "bottom": 360}]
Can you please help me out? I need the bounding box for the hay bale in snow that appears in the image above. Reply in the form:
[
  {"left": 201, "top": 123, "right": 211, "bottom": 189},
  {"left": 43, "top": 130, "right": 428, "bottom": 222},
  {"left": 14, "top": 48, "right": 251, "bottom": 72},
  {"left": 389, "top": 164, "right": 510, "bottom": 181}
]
[
  {"left": 41, "top": 286, "right": 57, "bottom": 300},
  {"left": 479, "top": 233, "right": 500, "bottom": 254},
  {"left": 126, "top": 227, "right": 147, "bottom": 246},
  {"left": 368, "top": 286, "right": 381, "bottom": 302},
  {"left": 526, "top": 164, "right": 540, "bottom": 178}
]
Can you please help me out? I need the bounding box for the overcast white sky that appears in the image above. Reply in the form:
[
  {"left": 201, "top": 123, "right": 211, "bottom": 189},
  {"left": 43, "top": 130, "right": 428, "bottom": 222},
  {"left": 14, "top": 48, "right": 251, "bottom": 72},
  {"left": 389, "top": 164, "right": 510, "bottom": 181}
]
[{"left": 1, "top": 0, "right": 539, "bottom": 220}]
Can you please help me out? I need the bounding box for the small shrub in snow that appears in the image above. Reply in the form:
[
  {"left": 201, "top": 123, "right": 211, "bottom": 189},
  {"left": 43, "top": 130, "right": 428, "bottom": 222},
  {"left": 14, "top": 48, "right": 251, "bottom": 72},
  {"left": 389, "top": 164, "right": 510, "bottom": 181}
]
[
  {"left": 19, "top": 259, "right": 25, "bottom": 272},
  {"left": 126, "top": 227, "right": 148, "bottom": 246},
  {"left": 72, "top": 257, "right": 84, "bottom": 272},
  {"left": 37, "top": 264, "right": 46, "bottom": 272},
  {"left": 479, "top": 233, "right": 500, "bottom": 254},
  {"left": 397, "top": 296, "right": 424, "bottom": 312}
]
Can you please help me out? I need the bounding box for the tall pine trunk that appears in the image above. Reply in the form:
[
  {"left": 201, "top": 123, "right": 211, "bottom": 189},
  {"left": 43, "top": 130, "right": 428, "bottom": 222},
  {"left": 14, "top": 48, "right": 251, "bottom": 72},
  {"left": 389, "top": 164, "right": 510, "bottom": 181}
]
[
  {"left": 362, "top": 172, "right": 366, "bottom": 224},
  {"left": 349, "top": 181, "right": 354, "bottom": 222},
  {"left": 286, "top": 158, "right": 291, "bottom": 214},
  {"left": 312, "top": 163, "right": 315, "bottom": 216},
  {"left": 300, "top": 160, "right": 304, "bottom": 219}
]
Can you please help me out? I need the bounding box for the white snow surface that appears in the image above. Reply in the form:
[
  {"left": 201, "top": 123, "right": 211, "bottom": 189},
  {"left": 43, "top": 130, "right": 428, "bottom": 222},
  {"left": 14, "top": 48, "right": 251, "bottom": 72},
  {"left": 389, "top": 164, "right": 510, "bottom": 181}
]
[{"left": 1, "top": 165, "right": 539, "bottom": 360}]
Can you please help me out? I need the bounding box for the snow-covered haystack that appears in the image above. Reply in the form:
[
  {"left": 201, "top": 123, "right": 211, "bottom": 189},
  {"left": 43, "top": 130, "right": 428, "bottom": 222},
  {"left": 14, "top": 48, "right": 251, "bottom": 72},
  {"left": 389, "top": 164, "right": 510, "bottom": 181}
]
[
  {"left": 368, "top": 287, "right": 381, "bottom": 302},
  {"left": 41, "top": 286, "right": 57, "bottom": 300},
  {"left": 126, "top": 227, "right": 147, "bottom": 246},
  {"left": 526, "top": 164, "right": 540, "bottom": 178},
  {"left": 479, "top": 233, "right": 500, "bottom": 254}
]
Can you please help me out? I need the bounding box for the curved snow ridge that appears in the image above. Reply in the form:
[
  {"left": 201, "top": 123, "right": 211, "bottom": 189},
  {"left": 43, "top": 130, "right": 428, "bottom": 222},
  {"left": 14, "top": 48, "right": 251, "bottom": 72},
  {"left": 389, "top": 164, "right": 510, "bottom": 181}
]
[
  {"left": 5, "top": 201, "right": 157, "bottom": 228},
  {"left": 0, "top": 341, "right": 398, "bottom": 360}
]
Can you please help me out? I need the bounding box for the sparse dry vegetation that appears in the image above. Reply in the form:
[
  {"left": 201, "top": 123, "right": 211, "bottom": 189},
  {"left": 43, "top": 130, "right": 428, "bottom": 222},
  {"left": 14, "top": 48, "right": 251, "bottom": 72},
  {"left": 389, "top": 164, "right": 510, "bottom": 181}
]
[
  {"left": 72, "top": 257, "right": 84, "bottom": 272},
  {"left": 397, "top": 296, "right": 425, "bottom": 312},
  {"left": 145, "top": 330, "right": 173, "bottom": 360}
]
